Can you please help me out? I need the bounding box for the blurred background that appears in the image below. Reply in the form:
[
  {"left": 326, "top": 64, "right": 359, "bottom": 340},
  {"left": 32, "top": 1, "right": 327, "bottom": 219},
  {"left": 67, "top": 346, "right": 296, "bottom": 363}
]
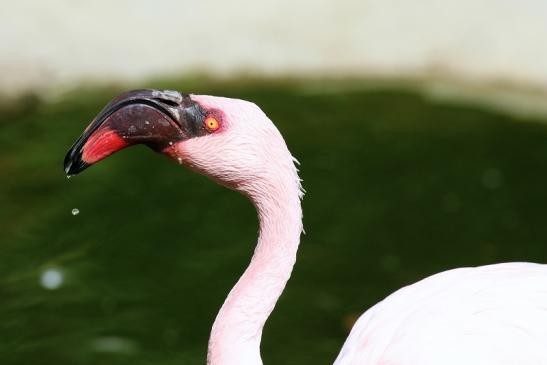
[{"left": 1, "top": 1, "right": 547, "bottom": 364}]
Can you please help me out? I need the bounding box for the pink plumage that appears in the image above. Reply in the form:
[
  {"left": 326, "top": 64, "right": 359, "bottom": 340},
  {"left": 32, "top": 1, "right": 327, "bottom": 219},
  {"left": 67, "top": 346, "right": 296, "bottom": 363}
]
[{"left": 64, "top": 90, "right": 547, "bottom": 365}]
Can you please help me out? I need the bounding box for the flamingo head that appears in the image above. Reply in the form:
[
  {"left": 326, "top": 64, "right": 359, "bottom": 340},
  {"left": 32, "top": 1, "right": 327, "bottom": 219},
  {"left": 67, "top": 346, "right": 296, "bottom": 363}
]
[{"left": 64, "top": 89, "right": 301, "bottom": 197}]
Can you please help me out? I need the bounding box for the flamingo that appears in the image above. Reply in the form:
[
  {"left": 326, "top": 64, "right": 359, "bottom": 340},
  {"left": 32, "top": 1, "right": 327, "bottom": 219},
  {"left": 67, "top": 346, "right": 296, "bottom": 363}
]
[{"left": 64, "top": 89, "right": 547, "bottom": 365}]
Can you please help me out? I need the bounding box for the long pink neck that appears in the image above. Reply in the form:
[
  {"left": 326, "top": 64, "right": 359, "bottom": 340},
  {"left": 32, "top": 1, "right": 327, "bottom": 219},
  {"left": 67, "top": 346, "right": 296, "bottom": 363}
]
[{"left": 207, "top": 179, "right": 303, "bottom": 365}]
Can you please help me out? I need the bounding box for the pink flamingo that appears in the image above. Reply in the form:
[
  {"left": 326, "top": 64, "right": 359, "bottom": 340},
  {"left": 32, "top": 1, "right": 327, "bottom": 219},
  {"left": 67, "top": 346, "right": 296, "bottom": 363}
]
[{"left": 65, "top": 89, "right": 547, "bottom": 365}]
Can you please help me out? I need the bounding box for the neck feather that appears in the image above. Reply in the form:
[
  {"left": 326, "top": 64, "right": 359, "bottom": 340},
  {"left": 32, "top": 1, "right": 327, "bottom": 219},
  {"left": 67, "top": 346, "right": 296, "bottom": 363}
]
[{"left": 207, "top": 174, "right": 303, "bottom": 365}]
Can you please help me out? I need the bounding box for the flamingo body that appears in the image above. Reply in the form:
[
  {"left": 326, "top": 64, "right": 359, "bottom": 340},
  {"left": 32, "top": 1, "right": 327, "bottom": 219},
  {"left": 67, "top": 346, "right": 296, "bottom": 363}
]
[{"left": 335, "top": 262, "right": 547, "bottom": 365}]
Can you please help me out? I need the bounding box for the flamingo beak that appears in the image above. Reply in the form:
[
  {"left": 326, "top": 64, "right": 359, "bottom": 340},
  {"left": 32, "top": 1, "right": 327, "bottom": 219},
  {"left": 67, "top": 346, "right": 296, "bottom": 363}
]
[{"left": 63, "top": 89, "right": 205, "bottom": 176}]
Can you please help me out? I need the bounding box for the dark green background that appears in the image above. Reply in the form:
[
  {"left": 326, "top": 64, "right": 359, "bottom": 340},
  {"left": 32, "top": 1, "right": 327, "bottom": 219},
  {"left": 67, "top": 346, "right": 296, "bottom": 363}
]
[{"left": 1, "top": 80, "right": 547, "bottom": 364}]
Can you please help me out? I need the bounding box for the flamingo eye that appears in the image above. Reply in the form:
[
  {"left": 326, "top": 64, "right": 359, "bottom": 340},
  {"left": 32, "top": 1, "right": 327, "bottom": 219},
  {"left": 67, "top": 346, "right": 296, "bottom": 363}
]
[{"left": 204, "top": 116, "right": 220, "bottom": 132}]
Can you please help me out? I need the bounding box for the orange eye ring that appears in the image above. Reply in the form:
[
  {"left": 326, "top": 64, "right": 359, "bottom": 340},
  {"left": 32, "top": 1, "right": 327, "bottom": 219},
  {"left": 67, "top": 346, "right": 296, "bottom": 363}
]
[{"left": 204, "top": 116, "right": 220, "bottom": 132}]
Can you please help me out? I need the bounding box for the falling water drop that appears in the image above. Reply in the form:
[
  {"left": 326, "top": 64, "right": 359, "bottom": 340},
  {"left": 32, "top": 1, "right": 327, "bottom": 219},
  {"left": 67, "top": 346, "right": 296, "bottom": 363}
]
[
  {"left": 72, "top": 208, "right": 80, "bottom": 216},
  {"left": 177, "top": 157, "right": 182, "bottom": 164},
  {"left": 144, "top": 120, "right": 150, "bottom": 125},
  {"left": 169, "top": 141, "right": 173, "bottom": 146}
]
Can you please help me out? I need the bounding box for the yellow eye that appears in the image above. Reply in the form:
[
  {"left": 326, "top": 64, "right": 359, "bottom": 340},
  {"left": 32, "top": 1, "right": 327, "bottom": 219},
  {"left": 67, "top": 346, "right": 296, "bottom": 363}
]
[{"left": 205, "top": 117, "right": 220, "bottom": 132}]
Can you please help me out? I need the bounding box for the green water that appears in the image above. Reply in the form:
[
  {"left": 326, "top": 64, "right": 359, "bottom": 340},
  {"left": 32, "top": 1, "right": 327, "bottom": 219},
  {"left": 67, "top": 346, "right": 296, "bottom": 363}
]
[{"left": 1, "top": 80, "right": 547, "bottom": 364}]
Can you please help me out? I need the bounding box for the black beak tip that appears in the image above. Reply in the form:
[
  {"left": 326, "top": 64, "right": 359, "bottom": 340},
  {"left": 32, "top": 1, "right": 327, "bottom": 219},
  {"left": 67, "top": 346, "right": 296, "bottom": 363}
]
[{"left": 63, "top": 147, "right": 90, "bottom": 177}]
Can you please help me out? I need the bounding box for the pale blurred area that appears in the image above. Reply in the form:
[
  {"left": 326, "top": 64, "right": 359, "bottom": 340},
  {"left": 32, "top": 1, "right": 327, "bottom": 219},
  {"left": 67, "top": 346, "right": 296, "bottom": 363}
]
[{"left": 2, "top": 0, "right": 547, "bottom": 115}]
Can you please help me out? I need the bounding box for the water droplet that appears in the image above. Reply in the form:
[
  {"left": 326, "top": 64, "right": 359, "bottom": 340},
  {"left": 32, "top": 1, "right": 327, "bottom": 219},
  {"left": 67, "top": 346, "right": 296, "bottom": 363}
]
[
  {"left": 40, "top": 268, "right": 64, "bottom": 290},
  {"left": 144, "top": 120, "right": 150, "bottom": 125},
  {"left": 177, "top": 157, "right": 182, "bottom": 164},
  {"left": 168, "top": 141, "right": 173, "bottom": 146},
  {"left": 72, "top": 208, "right": 80, "bottom": 216}
]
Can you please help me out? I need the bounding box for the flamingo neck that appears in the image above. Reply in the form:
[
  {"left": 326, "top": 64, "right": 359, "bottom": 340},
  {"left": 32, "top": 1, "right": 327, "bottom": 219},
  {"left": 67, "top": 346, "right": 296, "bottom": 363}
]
[{"left": 207, "top": 179, "right": 303, "bottom": 365}]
